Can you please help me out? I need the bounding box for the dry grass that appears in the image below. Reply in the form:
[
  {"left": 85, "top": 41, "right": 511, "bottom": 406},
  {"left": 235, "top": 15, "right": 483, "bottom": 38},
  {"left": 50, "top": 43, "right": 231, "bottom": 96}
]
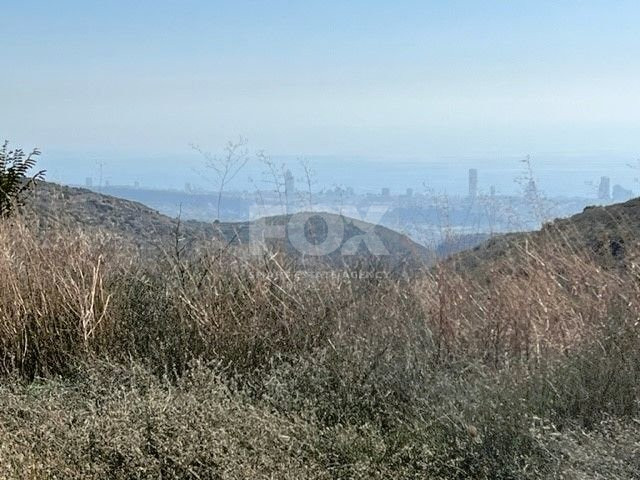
[
  {"left": 0, "top": 216, "right": 639, "bottom": 478},
  {"left": 417, "top": 237, "right": 638, "bottom": 364}
]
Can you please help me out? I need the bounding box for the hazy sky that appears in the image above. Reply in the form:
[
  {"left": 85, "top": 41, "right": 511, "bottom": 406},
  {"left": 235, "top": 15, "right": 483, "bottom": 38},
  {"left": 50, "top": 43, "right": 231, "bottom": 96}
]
[{"left": 3, "top": 0, "right": 640, "bottom": 158}]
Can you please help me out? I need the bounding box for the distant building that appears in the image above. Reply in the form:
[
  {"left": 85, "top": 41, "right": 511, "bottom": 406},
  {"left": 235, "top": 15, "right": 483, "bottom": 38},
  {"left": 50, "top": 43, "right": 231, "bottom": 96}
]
[
  {"left": 612, "top": 184, "right": 633, "bottom": 202},
  {"left": 85, "top": 177, "right": 93, "bottom": 187},
  {"left": 468, "top": 169, "right": 478, "bottom": 198},
  {"left": 381, "top": 187, "right": 390, "bottom": 197},
  {"left": 598, "top": 176, "right": 611, "bottom": 200},
  {"left": 406, "top": 188, "right": 413, "bottom": 197},
  {"left": 134, "top": 181, "right": 140, "bottom": 189},
  {"left": 490, "top": 185, "right": 496, "bottom": 197},
  {"left": 284, "top": 170, "right": 295, "bottom": 214},
  {"left": 184, "top": 182, "right": 192, "bottom": 193}
]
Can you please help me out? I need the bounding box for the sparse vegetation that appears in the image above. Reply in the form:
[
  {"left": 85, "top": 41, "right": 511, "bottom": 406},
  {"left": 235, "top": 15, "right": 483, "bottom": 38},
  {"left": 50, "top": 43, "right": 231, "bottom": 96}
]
[
  {"left": 191, "top": 137, "right": 250, "bottom": 221},
  {"left": 1, "top": 190, "right": 640, "bottom": 478}
]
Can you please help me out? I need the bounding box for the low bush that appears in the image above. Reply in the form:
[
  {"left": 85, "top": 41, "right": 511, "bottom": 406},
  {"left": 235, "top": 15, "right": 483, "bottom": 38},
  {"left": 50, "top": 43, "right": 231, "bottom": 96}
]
[{"left": 0, "top": 218, "right": 639, "bottom": 477}]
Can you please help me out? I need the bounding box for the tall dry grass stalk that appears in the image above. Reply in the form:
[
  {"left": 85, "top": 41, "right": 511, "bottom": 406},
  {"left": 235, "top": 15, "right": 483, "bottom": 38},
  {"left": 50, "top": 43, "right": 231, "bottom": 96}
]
[
  {"left": 0, "top": 220, "right": 131, "bottom": 376},
  {"left": 415, "top": 233, "right": 639, "bottom": 365},
  {"left": 0, "top": 213, "right": 638, "bottom": 379}
]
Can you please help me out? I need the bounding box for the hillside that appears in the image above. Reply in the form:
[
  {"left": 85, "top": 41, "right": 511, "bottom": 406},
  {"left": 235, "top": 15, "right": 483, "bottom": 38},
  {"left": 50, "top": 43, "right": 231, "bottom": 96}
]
[
  {"left": 449, "top": 196, "right": 640, "bottom": 271},
  {"left": 22, "top": 181, "right": 215, "bottom": 242},
  {"left": 210, "top": 212, "right": 432, "bottom": 267},
  {"left": 26, "top": 181, "right": 640, "bottom": 272},
  {"left": 22, "top": 181, "right": 431, "bottom": 265}
]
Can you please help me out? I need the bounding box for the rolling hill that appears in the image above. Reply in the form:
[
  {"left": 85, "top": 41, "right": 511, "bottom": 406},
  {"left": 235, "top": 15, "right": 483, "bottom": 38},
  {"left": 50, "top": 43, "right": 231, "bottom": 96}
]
[
  {"left": 449, "top": 196, "right": 640, "bottom": 271},
  {"left": 22, "top": 181, "right": 432, "bottom": 266}
]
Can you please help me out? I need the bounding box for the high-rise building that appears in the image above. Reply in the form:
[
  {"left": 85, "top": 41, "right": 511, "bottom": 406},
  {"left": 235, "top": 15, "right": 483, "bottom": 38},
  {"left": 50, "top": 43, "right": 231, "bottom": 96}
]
[
  {"left": 85, "top": 177, "right": 93, "bottom": 187},
  {"left": 406, "top": 188, "right": 413, "bottom": 197},
  {"left": 381, "top": 187, "right": 390, "bottom": 197},
  {"left": 468, "top": 169, "right": 478, "bottom": 198},
  {"left": 598, "top": 176, "right": 611, "bottom": 200}
]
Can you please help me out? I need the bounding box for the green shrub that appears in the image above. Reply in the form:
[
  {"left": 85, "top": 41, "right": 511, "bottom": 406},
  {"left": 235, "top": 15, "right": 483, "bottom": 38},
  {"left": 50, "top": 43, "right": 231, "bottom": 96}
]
[{"left": 0, "top": 141, "right": 44, "bottom": 219}]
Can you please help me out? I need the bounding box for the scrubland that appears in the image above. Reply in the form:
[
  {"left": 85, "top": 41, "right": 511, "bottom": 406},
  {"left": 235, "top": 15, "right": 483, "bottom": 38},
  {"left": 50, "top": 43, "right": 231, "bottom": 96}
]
[{"left": 0, "top": 216, "right": 639, "bottom": 479}]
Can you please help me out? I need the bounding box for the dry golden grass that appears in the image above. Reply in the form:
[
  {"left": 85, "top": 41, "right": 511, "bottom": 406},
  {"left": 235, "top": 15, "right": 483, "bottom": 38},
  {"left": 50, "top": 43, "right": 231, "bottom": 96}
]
[
  {"left": 0, "top": 215, "right": 638, "bottom": 478},
  {"left": 416, "top": 236, "right": 639, "bottom": 364}
]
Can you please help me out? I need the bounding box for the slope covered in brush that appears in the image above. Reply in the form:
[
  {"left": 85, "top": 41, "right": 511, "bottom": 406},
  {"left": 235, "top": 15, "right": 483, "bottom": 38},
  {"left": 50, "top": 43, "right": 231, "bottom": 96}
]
[
  {"left": 211, "top": 212, "right": 432, "bottom": 267},
  {"left": 21, "top": 181, "right": 432, "bottom": 265},
  {"left": 21, "top": 181, "right": 213, "bottom": 243},
  {"left": 449, "top": 196, "right": 640, "bottom": 271}
]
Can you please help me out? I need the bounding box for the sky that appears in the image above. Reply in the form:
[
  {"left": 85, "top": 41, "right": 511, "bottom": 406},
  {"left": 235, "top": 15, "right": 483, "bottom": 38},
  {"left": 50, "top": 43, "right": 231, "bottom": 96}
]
[{"left": 2, "top": 0, "right": 640, "bottom": 166}]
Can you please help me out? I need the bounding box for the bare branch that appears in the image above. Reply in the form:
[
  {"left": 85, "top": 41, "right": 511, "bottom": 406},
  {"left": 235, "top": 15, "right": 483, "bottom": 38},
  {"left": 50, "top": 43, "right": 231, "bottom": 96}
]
[{"left": 191, "top": 137, "right": 250, "bottom": 221}]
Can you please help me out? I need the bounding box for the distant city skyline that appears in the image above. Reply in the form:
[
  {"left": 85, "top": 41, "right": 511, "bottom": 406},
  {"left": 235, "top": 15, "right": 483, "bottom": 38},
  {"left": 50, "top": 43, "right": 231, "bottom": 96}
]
[{"left": 41, "top": 151, "right": 640, "bottom": 199}]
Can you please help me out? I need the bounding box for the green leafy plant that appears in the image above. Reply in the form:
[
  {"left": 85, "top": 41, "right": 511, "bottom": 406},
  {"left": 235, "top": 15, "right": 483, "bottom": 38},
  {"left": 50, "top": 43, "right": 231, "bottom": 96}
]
[{"left": 0, "top": 141, "right": 45, "bottom": 218}]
